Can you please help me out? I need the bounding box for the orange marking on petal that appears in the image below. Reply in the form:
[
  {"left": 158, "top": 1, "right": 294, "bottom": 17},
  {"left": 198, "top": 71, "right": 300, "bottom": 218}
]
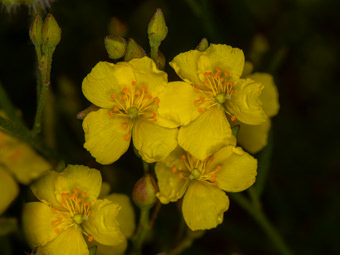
[
  {"left": 122, "top": 95, "right": 127, "bottom": 100},
  {"left": 88, "top": 236, "right": 94, "bottom": 242},
  {"left": 171, "top": 166, "right": 177, "bottom": 173},
  {"left": 88, "top": 211, "right": 92, "bottom": 215},
  {"left": 209, "top": 156, "right": 214, "bottom": 161},
  {"left": 204, "top": 72, "right": 212, "bottom": 77},
  {"left": 231, "top": 90, "right": 235, "bottom": 95},
  {"left": 135, "top": 90, "right": 141, "bottom": 95},
  {"left": 231, "top": 115, "right": 236, "bottom": 121},
  {"left": 203, "top": 81, "right": 209, "bottom": 86},
  {"left": 124, "top": 135, "right": 130, "bottom": 141},
  {"left": 211, "top": 173, "right": 216, "bottom": 182},
  {"left": 77, "top": 198, "right": 82, "bottom": 203},
  {"left": 60, "top": 202, "right": 66, "bottom": 206},
  {"left": 213, "top": 73, "right": 219, "bottom": 79},
  {"left": 220, "top": 77, "right": 224, "bottom": 82},
  {"left": 152, "top": 112, "right": 157, "bottom": 117}
]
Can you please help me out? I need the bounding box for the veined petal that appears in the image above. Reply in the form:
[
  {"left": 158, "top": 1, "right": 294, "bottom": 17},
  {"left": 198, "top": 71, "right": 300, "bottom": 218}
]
[
  {"left": 105, "top": 193, "right": 135, "bottom": 238},
  {"left": 215, "top": 146, "right": 257, "bottom": 192},
  {"left": 91, "top": 239, "right": 127, "bottom": 255},
  {"left": 161, "top": 146, "right": 187, "bottom": 170},
  {"left": 41, "top": 226, "right": 88, "bottom": 255},
  {"left": 248, "top": 73, "right": 279, "bottom": 117},
  {"left": 155, "top": 162, "right": 189, "bottom": 204},
  {"left": 82, "top": 61, "right": 136, "bottom": 108},
  {"left": 158, "top": 81, "right": 201, "bottom": 126},
  {"left": 83, "top": 109, "right": 131, "bottom": 165},
  {"left": 0, "top": 167, "right": 19, "bottom": 214},
  {"left": 128, "top": 57, "right": 168, "bottom": 97},
  {"left": 178, "top": 106, "right": 231, "bottom": 160},
  {"left": 83, "top": 199, "right": 125, "bottom": 246},
  {"left": 54, "top": 165, "right": 102, "bottom": 203},
  {"left": 132, "top": 118, "right": 178, "bottom": 163},
  {"left": 182, "top": 181, "right": 229, "bottom": 231},
  {"left": 198, "top": 44, "right": 245, "bottom": 78},
  {"left": 30, "top": 170, "right": 60, "bottom": 208},
  {"left": 226, "top": 78, "right": 267, "bottom": 125},
  {"left": 170, "top": 50, "right": 202, "bottom": 86},
  {"left": 238, "top": 120, "right": 271, "bottom": 154},
  {"left": 22, "top": 202, "right": 59, "bottom": 248}
]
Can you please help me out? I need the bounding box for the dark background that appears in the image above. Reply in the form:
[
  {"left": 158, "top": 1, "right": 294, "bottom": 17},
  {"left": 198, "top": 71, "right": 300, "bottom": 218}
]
[{"left": 0, "top": 0, "right": 340, "bottom": 254}]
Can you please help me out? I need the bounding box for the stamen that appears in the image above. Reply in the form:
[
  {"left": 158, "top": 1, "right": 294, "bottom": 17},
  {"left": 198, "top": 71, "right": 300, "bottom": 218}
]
[
  {"left": 52, "top": 207, "right": 57, "bottom": 212},
  {"left": 109, "top": 110, "right": 113, "bottom": 117},
  {"left": 88, "top": 236, "right": 94, "bottom": 242},
  {"left": 194, "top": 87, "right": 200, "bottom": 92},
  {"left": 131, "top": 81, "right": 137, "bottom": 86},
  {"left": 231, "top": 115, "right": 236, "bottom": 121},
  {"left": 147, "top": 94, "right": 152, "bottom": 99},
  {"left": 216, "top": 67, "right": 222, "bottom": 72},
  {"left": 74, "top": 188, "right": 79, "bottom": 193},
  {"left": 141, "top": 85, "right": 147, "bottom": 91},
  {"left": 55, "top": 229, "right": 60, "bottom": 234},
  {"left": 113, "top": 106, "right": 119, "bottom": 112},
  {"left": 216, "top": 165, "right": 222, "bottom": 171},
  {"left": 180, "top": 154, "right": 186, "bottom": 162},
  {"left": 171, "top": 166, "right": 177, "bottom": 173},
  {"left": 111, "top": 94, "right": 116, "bottom": 99},
  {"left": 154, "top": 98, "right": 160, "bottom": 104},
  {"left": 81, "top": 192, "right": 87, "bottom": 197},
  {"left": 124, "top": 135, "right": 130, "bottom": 141},
  {"left": 198, "top": 108, "right": 203, "bottom": 113},
  {"left": 178, "top": 173, "right": 183, "bottom": 179},
  {"left": 213, "top": 181, "right": 218, "bottom": 186},
  {"left": 122, "top": 124, "right": 127, "bottom": 129}
]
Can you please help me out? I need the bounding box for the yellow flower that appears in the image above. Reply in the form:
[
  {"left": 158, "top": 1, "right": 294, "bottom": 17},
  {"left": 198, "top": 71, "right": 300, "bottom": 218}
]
[
  {"left": 158, "top": 44, "right": 267, "bottom": 160},
  {"left": 82, "top": 56, "right": 178, "bottom": 164},
  {"left": 22, "top": 165, "right": 125, "bottom": 255},
  {"left": 92, "top": 193, "right": 135, "bottom": 255},
  {"left": 0, "top": 127, "right": 51, "bottom": 214},
  {"left": 236, "top": 62, "right": 280, "bottom": 153},
  {"left": 155, "top": 145, "right": 257, "bottom": 231}
]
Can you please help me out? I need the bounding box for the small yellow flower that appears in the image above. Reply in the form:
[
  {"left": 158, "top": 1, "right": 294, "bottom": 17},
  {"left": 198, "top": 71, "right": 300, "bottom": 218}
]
[
  {"left": 22, "top": 165, "right": 125, "bottom": 255},
  {"left": 236, "top": 62, "right": 280, "bottom": 153},
  {"left": 82, "top": 56, "right": 178, "bottom": 164},
  {"left": 158, "top": 44, "right": 267, "bottom": 160},
  {"left": 0, "top": 166, "right": 19, "bottom": 215},
  {"left": 155, "top": 145, "right": 257, "bottom": 231}
]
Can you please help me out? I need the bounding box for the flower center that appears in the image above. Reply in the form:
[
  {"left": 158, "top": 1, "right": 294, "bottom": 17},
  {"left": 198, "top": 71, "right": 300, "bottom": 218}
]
[
  {"left": 215, "top": 93, "right": 226, "bottom": 104},
  {"left": 51, "top": 187, "right": 94, "bottom": 242},
  {"left": 127, "top": 107, "right": 139, "bottom": 119},
  {"left": 170, "top": 153, "right": 222, "bottom": 186}
]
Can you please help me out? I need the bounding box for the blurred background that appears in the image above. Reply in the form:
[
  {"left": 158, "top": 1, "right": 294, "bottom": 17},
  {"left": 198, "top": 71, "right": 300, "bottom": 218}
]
[{"left": 0, "top": 0, "right": 340, "bottom": 254}]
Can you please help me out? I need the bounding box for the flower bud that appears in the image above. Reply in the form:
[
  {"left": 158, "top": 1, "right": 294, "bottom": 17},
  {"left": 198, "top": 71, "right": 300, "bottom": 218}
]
[
  {"left": 132, "top": 174, "right": 158, "bottom": 209},
  {"left": 147, "top": 8, "right": 168, "bottom": 48},
  {"left": 104, "top": 36, "right": 126, "bottom": 59},
  {"left": 196, "top": 38, "right": 209, "bottom": 52},
  {"left": 156, "top": 51, "right": 165, "bottom": 70},
  {"left": 124, "top": 38, "right": 146, "bottom": 61},
  {"left": 41, "top": 13, "right": 61, "bottom": 51},
  {"left": 108, "top": 17, "right": 128, "bottom": 37},
  {"left": 29, "top": 14, "right": 43, "bottom": 47}
]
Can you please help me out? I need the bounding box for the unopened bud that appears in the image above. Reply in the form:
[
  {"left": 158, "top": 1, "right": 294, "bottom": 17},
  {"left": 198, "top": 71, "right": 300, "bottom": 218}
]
[
  {"left": 156, "top": 51, "right": 165, "bottom": 70},
  {"left": 132, "top": 174, "right": 158, "bottom": 209},
  {"left": 148, "top": 8, "right": 168, "bottom": 48},
  {"left": 29, "top": 14, "right": 43, "bottom": 46},
  {"left": 196, "top": 38, "right": 209, "bottom": 52},
  {"left": 104, "top": 36, "right": 126, "bottom": 59},
  {"left": 41, "top": 14, "right": 61, "bottom": 52},
  {"left": 108, "top": 17, "right": 128, "bottom": 37},
  {"left": 124, "top": 38, "right": 146, "bottom": 61}
]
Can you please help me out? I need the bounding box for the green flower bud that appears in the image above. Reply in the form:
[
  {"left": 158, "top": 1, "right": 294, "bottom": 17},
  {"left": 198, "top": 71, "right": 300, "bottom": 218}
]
[
  {"left": 104, "top": 36, "right": 126, "bottom": 59},
  {"left": 196, "top": 38, "right": 209, "bottom": 52},
  {"left": 29, "top": 14, "right": 43, "bottom": 47},
  {"left": 124, "top": 38, "right": 146, "bottom": 61},
  {"left": 147, "top": 8, "right": 168, "bottom": 48},
  {"left": 156, "top": 51, "right": 166, "bottom": 70},
  {"left": 41, "top": 14, "right": 61, "bottom": 52},
  {"left": 108, "top": 17, "right": 128, "bottom": 37},
  {"left": 132, "top": 174, "right": 158, "bottom": 209}
]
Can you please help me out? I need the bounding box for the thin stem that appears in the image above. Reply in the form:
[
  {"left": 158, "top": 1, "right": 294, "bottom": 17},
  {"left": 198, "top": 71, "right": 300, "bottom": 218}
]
[
  {"left": 149, "top": 201, "right": 161, "bottom": 228},
  {"left": 133, "top": 208, "right": 150, "bottom": 254},
  {"left": 150, "top": 45, "right": 159, "bottom": 66},
  {"left": 168, "top": 228, "right": 204, "bottom": 255},
  {"left": 231, "top": 193, "right": 293, "bottom": 255}
]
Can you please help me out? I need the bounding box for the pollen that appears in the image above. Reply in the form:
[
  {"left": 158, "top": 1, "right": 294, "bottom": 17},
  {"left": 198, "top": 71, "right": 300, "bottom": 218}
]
[
  {"left": 180, "top": 154, "right": 186, "bottom": 162},
  {"left": 111, "top": 94, "right": 116, "bottom": 99},
  {"left": 178, "top": 172, "right": 183, "bottom": 179},
  {"left": 88, "top": 236, "right": 94, "bottom": 242},
  {"left": 198, "top": 108, "right": 203, "bottom": 113},
  {"left": 124, "top": 135, "right": 130, "bottom": 141},
  {"left": 231, "top": 115, "right": 236, "bottom": 121},
  {"left": 122, "top": 124, "right": 127, "bottom": 129},
  {"left": 132, "top": 81, "right": 137, "bottom": 86},
  {"left": 171, "top": 166, "right": 177, "bottom": 173},
  {"left": 216, "top": 165, "right": 222, "bottom": 171}
]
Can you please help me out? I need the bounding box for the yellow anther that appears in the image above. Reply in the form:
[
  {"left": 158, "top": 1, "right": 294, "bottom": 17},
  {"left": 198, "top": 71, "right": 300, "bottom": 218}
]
[{"left": 171, "top": 166, "right": 177, "bottom": 173}]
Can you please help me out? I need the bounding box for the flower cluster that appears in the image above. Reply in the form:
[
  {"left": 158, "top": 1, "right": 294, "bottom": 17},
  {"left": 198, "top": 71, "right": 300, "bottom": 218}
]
[{"left": 80, "top": 43, "right": 279, "bottom": 231}]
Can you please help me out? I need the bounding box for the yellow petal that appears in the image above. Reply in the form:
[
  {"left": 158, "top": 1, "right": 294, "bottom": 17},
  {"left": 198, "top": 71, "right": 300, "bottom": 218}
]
[
  {"left": 132, "top": 118, "right": 178, "bottom": 163},
  {"left": 91, "top": 239, "right": 127, "bottom": 255},
  {"left": 30, "top": 170, "right": 60, "bottom": 208},
  {"left": 54, "top": 165, "right": 102, "bottom": 203},
  {"left": 182, "top": 181, "right": 229, "bottom": 231},
  {"left": 22, "top": 202, "right": 58, "bottom": 248},
  {"left": 198, "top": 44, "right": 245, "bottom": 78},
  {"left": 248, "top": 73, "right": 279, "bottom": 117},
  {"left": 161, "top": 146, "right": 187, "bottom": 170},
  {"left": 158, "top": 81, "right": 201, "bottom": 126},
  {"left": 41, "top": 226, "right": 88, "bottom": 255},
  {"left": 155, "top": 162, "right": 189, "bottom": 204},
  {"left": 82, "top": 61, "right": 136, "bottom": 108},
  {"left": 0, "top": 167, "right": 19, "bottom": 214},
  {"left": 213, "top": 146, "right": 257, "bottom": 192},
  {"left": 170, "top": 50, "right": 203, "bottom": 86},
  {"left": 83, "top": 199, "right": 125, "bottom": 246},
  {"left": 105, "top": 193, "right": 135, "bottom": 238},
  {"left": 83, "top": 108, "right": 131, "bottom": 164},
  {"left": 128, "top": 57, "right": 168, "bottom": 97},
  {"left": 178, "top": 106, "right": 231, "bottom": 160},
  {"left": 238, "top": 120, "right": 271, "bottom": 154},
  {"left": 242, "top": 61, "right": 254, "bottom": 77},
  {"left": 226, "top": 78, "right": 267, "bottom": 125}
]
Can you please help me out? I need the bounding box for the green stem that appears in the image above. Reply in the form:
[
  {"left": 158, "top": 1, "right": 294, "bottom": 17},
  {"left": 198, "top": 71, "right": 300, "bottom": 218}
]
[
  {"left": 133, "top": 208, "right": 150, "bottom": 254},
  {"left": 32, "top": 80, "right": 49, "bottom": 136},
  {"left": 150, "top": 44, "right": 159, "bottom": 65},
  {"left": 231, "top": 193, "right": 293, "bottom": 255}
]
